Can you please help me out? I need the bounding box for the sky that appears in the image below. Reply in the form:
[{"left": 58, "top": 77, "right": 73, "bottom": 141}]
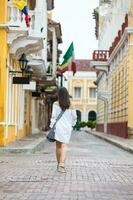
[{"left": 53, "top": 0, "right": 99, "bottom": 60}]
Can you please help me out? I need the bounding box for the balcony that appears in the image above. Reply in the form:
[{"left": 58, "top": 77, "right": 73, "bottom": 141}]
[
  {"left": 28, "top": 56, "right": 46, "bottom": 77},
  {"left": 7, "top": 0, "right": 45, "bottom": 38},
  {"left": 7, "top": 1, "right": 26, "bottom": 28},
  {"left": 93, "top": 50, "right": 109, "bottom": 61},
  {"left": 7, "top": 0, "right": 47, "bottom": 59},
  {"left": 91, "top": 50, "right": 109, "bottom": 74},
  {"left": 100, "top": 0, "right": 112, "bottom": 4}
]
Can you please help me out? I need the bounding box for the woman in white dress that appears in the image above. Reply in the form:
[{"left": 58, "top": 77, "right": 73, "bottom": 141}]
[{"left": 50, "top": 87, "right": 77, "bottom": 173}]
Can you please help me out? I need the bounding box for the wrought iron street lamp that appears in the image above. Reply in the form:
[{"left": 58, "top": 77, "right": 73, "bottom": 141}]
[
  {"left": 19, "top": 53, "right": 29, "bottom": 72},
  {"left": 26, "top": 65, "right": 33, "bottom": 75},
  {"left": 9, "top": 54, "right": 30, "bottom": 74},
  {"left": 10, "top": 54, "right": 33, "bottom": 84}
]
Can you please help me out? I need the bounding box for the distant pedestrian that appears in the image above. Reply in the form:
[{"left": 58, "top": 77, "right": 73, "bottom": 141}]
[{"left": 50, "top": 87, "right": 77, "bottom": 173}]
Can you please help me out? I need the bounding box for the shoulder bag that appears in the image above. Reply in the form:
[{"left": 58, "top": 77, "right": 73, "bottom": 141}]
[{"left": 47, "top": 110, "right": 64, "bottom": 142}]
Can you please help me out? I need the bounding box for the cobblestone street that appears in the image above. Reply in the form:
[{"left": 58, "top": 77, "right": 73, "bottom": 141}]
[{"left": 0, "top": 131, "right": 133, "bottom": 200}]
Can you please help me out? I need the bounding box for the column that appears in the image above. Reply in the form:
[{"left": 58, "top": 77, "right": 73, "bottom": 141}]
[{"left": 51, "top": 28, "right": 57, "bottom": 75}]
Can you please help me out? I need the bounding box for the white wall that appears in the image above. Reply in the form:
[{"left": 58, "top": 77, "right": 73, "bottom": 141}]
[{"left": 99, "top": 0, "right": 131, "bottom": 50}]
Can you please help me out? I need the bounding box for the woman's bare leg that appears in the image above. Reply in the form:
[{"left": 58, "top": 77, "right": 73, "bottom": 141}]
[
  {"left": 56, "top": 141, "right": 61, "bottom": 164},
  {"left": 59, "top": 143, "right": 67, "bottom": 167}
]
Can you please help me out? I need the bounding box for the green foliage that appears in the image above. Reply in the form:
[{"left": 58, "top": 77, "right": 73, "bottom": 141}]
[
  {"left": 73, "top": 120, "right": 96, "bottom": 131},
  {"left": 87, "top": 120, "right": 96, "bottom": 129},
  {"left": 79, "top": 121, "right": 87, "bottom": 128},
  {"left": 73, "top": 118, "right": 81, "bottom": 131}
]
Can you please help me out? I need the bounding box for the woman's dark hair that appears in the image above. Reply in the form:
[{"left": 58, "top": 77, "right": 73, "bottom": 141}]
[{"left": 58, "top": 87, "right": 70, "bottom": 111}]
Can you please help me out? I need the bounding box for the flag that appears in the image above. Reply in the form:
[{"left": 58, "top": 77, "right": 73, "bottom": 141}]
[
  {"left": 57, "top": 42, "right": 77, "bottom": 75},
  {"left": 13, "top": 0, "right": 30, "bottom": 27},
  {"left": 13, "top": 0, "right": 27, "bottom": 11},
  {"left": 22, "top": 6, "right": 28, "bottom": 15}
]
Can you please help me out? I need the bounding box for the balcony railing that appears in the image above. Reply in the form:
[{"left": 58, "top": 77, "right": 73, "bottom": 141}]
[
  {"left": 7, "top": 1, "right": 25, "bottom": 28},
  {"left": 7, "top": 1, "right": 44, "bottom": 37},
  {"left": 93, "top": 50, "right": 110, "bottom": 61}
]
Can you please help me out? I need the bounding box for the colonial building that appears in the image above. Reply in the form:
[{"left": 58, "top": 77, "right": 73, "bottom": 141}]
[
  {"left": 64, "top": 60, "right": 97, "bottom": 122},
  {"left": 91, "top": 0, "right": 133, "bottom": 138},
  {"left": 0, "top": 0, "right": 62, "bottom": 146}
]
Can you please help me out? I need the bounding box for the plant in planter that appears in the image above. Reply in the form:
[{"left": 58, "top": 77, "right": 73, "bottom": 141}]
[{"left": 87, "top": 120, "right": 96, "bottom": 129}]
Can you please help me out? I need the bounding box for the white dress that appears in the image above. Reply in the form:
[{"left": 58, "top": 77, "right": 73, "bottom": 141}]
[{"left": 50, "top": 102, "right": 77, "bottom": 144}]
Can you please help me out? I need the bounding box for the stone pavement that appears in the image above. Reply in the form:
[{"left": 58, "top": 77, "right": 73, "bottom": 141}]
[
  {"left": 85, "top": 128, "right": 133, "bottom": 154},
  {"left": 0, "top": 131, "right": 133, "bottom": 200}
]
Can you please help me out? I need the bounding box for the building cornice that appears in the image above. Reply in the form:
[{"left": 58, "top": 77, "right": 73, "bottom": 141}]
[
  {"left": 108, "top": 27, "right": 133, "bottom": 64},
  {"left": 0, "top": 25, "right": 9, "bottom": 30}
]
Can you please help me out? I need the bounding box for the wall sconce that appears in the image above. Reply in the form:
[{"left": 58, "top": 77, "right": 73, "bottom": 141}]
[
  {"left": 10, "top": 54, "right": 33, "bottom": 85},
  {"left": 25, "top": 65, "right": 33, "bottom": 77},
  {"left": 9, "top": 54, "right": 30, "bottom": 74},
  {"left": 19, "top": 53, "right": 28, "bottom": 71}
]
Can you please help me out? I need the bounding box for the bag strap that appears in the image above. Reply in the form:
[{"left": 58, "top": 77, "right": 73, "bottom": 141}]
[{"left": 52, "top": 110, "right": 65, "bottom": 129}]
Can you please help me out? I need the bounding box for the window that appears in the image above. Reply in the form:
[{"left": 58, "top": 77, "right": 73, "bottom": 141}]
[
  {"left": 89, "top": 88, "right": 96, "bottom": 98},
  {"left": 76, "top": 110, "right": 81, "bottom": 121},
  {"left": 74, "top": 87, "right": 81, "bottom": 98},
  {"left": 88, "top": 111, "right": 97, "bottom": 121}
]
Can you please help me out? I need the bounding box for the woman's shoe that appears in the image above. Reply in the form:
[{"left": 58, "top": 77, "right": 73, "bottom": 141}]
[{"left": 58, "top": 166, "right": 66, "bottom": 173}]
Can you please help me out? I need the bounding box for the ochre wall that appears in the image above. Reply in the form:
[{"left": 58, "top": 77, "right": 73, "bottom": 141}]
[
  {"left": 127, "top": 1, "right": 133, "bottom": 132},
  {"left": 0, "top": 30, "right": 8, "bottom": 146},
  {"left": 0, "top": 0, "right": 7, "bottom": 23}
]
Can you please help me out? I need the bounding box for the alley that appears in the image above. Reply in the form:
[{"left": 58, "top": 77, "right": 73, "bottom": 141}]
[{"left": 0, "top": 131, "right": 133, "bottom": 200}]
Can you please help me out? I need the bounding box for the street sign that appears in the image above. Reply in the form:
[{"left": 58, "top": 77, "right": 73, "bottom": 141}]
[{"left": 13, "top": 77, "right": 30, "bottom": 84}]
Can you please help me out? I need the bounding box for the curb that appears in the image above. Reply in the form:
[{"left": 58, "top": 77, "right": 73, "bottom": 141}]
[
  {"left": 0, "top": 136, "right": 46, "bottom": 154},
  {"left": 86, "top": 130, "right": 133, "bottom": 154}
]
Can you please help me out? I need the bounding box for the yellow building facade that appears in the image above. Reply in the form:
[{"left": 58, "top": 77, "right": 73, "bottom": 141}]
[
  {"left": 64, "top": 60, "right": 97, "bottom": 122},
  {"left": 0, "top": 0, "right": 8, "bottom": 146},
  {"left": 0, "top": 0, "right": 37, "bottom": 146},
  {"left": 92, "top": 0, "right": 133, "bottom": 138},
  {"left": 0, "top": 0, "right": 61, "bottom": 146}
]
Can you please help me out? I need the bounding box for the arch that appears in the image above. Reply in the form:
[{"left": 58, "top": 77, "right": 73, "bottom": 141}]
[
  {"left": 88, "top": 110, "right": 96, "bottom": 121},
  {"left": 76, "top": 110, "right": 81, "bottom": 121}
]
